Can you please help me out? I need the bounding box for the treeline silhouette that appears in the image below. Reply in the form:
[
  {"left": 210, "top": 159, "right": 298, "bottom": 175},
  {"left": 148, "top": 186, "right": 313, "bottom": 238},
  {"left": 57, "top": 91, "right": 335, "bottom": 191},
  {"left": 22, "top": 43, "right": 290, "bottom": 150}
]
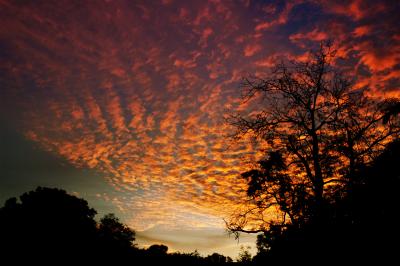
[{"left": 0, "top": 186, "right": 241, "bottom": 265}]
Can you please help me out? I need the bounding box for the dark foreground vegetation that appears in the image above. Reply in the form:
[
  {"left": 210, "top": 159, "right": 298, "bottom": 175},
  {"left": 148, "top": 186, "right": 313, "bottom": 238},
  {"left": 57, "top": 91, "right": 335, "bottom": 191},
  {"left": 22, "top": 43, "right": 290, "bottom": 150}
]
[
  {"left": 1, "top": 43, "right": 399, "bottom": 265},
  {"left": 252, "top": 139, "right": 400, "bottom": 264},
  {"left": 0, "top": 139, "right": 399, "bottom": 264},
  {"left": 0, "top": 186, "right": 246, "bottom": 265}
]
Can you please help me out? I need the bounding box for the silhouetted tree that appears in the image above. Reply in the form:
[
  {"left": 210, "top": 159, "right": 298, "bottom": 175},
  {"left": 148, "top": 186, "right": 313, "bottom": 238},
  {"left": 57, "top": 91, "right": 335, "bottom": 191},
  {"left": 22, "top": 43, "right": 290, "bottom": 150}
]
[
  {"left": 252, "top": 139, "right": 400, "bottom": 264},
  {"left": 236, "top": 245, "right": 252, "bottom": 264},
  {"left": 0, "top": 187, "right": 98, "bottom": 263},
  {"left": 97, "top": 213, "right": 136, "bottom": 261},
  {"left": 226, "top": 42, "right": 400, "bottom": 235}
]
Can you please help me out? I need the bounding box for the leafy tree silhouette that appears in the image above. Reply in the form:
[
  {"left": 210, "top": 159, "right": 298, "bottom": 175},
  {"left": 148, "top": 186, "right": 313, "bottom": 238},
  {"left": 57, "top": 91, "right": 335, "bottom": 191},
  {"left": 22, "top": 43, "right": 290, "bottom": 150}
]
[
  {"left": 226, "top": 42, "right": 400, "bottom": 264},
  {"left": 0, "top": 187, "right": 98, "bottom": 263},
  {"left": 226, "top": 42, "right": 400, "bottom": 236},
  {"left": 0, "top": 187, "right": 140, "bottom": 264},
  {"left": 236, "top": 245, "right": 252, "bottom": 264},
  {"left": 97, "top": 213, "right": 136, "bottom": 262}
]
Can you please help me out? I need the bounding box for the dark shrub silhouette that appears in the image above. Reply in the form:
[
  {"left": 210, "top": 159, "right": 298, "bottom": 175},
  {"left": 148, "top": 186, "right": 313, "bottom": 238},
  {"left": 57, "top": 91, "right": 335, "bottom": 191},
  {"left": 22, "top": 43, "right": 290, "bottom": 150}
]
[
  {"left": 205, "top": 252, "right": 233, "bottom": 264},
  {"left": 147, "top": 244, "right": 168, "bottom": 256}
]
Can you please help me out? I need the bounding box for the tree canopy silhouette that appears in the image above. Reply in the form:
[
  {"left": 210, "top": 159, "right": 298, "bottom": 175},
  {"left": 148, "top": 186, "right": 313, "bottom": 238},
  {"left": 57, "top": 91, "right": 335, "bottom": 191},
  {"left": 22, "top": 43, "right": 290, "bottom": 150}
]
[
  {"left": 226, "top": 42, "right": 400, "bottom": 236},
  {"left": 98, "top": 213, "right": 135, "bottom": 250},
  {"left": 0, "top": 187, "right": 140, "bottom": 263},
  {"left": 0, "top": 187, "right": 98, "bottom": 262}
]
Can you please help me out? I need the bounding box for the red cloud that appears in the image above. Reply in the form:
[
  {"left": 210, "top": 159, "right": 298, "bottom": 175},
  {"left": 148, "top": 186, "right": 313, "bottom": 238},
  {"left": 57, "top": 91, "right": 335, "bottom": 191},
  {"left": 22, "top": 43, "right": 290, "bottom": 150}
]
[
  {"left": 289, "top": 29, "right": 328, "bottom": 44},
  {"left": 321, "top": 0, "right": 386, "bottom": 21},
  {"left": 353, "top": 25, "right": 372, "bottom": 38},
  {"left": 355, "top": 41, "right": 400, "bottom": 72},
  {"left": 243, "top": 43, "right": 262, "bottom": 57}
]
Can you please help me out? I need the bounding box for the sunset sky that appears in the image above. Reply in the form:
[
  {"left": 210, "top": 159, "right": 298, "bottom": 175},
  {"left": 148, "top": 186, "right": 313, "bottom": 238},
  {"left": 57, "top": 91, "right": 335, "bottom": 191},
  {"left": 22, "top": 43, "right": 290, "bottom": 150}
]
[{"left": 1, "top": 0, "right": 399, "bottom": 257}]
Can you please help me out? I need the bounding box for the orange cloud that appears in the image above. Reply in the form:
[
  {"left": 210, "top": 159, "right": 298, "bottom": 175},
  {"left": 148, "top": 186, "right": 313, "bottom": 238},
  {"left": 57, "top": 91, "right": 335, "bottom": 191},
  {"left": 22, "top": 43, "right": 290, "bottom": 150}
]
[{"left": 355, "top": 41, "right": 400, "bottom": 72}]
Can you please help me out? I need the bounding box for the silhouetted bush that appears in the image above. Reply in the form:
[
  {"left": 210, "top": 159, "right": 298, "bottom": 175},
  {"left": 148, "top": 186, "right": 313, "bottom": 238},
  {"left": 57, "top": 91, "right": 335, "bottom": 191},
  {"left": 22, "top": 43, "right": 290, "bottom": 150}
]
[{"left": 205, "top": 252, "right": 233, "bottom": 264}]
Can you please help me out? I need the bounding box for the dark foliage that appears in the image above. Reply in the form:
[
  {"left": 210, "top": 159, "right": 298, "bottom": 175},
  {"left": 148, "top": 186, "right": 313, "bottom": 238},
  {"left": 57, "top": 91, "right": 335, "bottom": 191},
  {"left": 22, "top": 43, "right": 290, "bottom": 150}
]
[
  {"left": 0, "top": 187, "right": 99, "bottom": 263},
  {"left": 0, "top": 186, "right": 238, "bottom": 265},
  {"left": 253, "top": 139, "right": 400, "bottom": 264},
  {"left": 0, "top": 143, "right": 398, "bottom": 265},
  {"left": 205, "top": 252, "right": 233, "bottom": 264},
  {"left": 97, "top": 213, "right": 136, "bottom": 263}
]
